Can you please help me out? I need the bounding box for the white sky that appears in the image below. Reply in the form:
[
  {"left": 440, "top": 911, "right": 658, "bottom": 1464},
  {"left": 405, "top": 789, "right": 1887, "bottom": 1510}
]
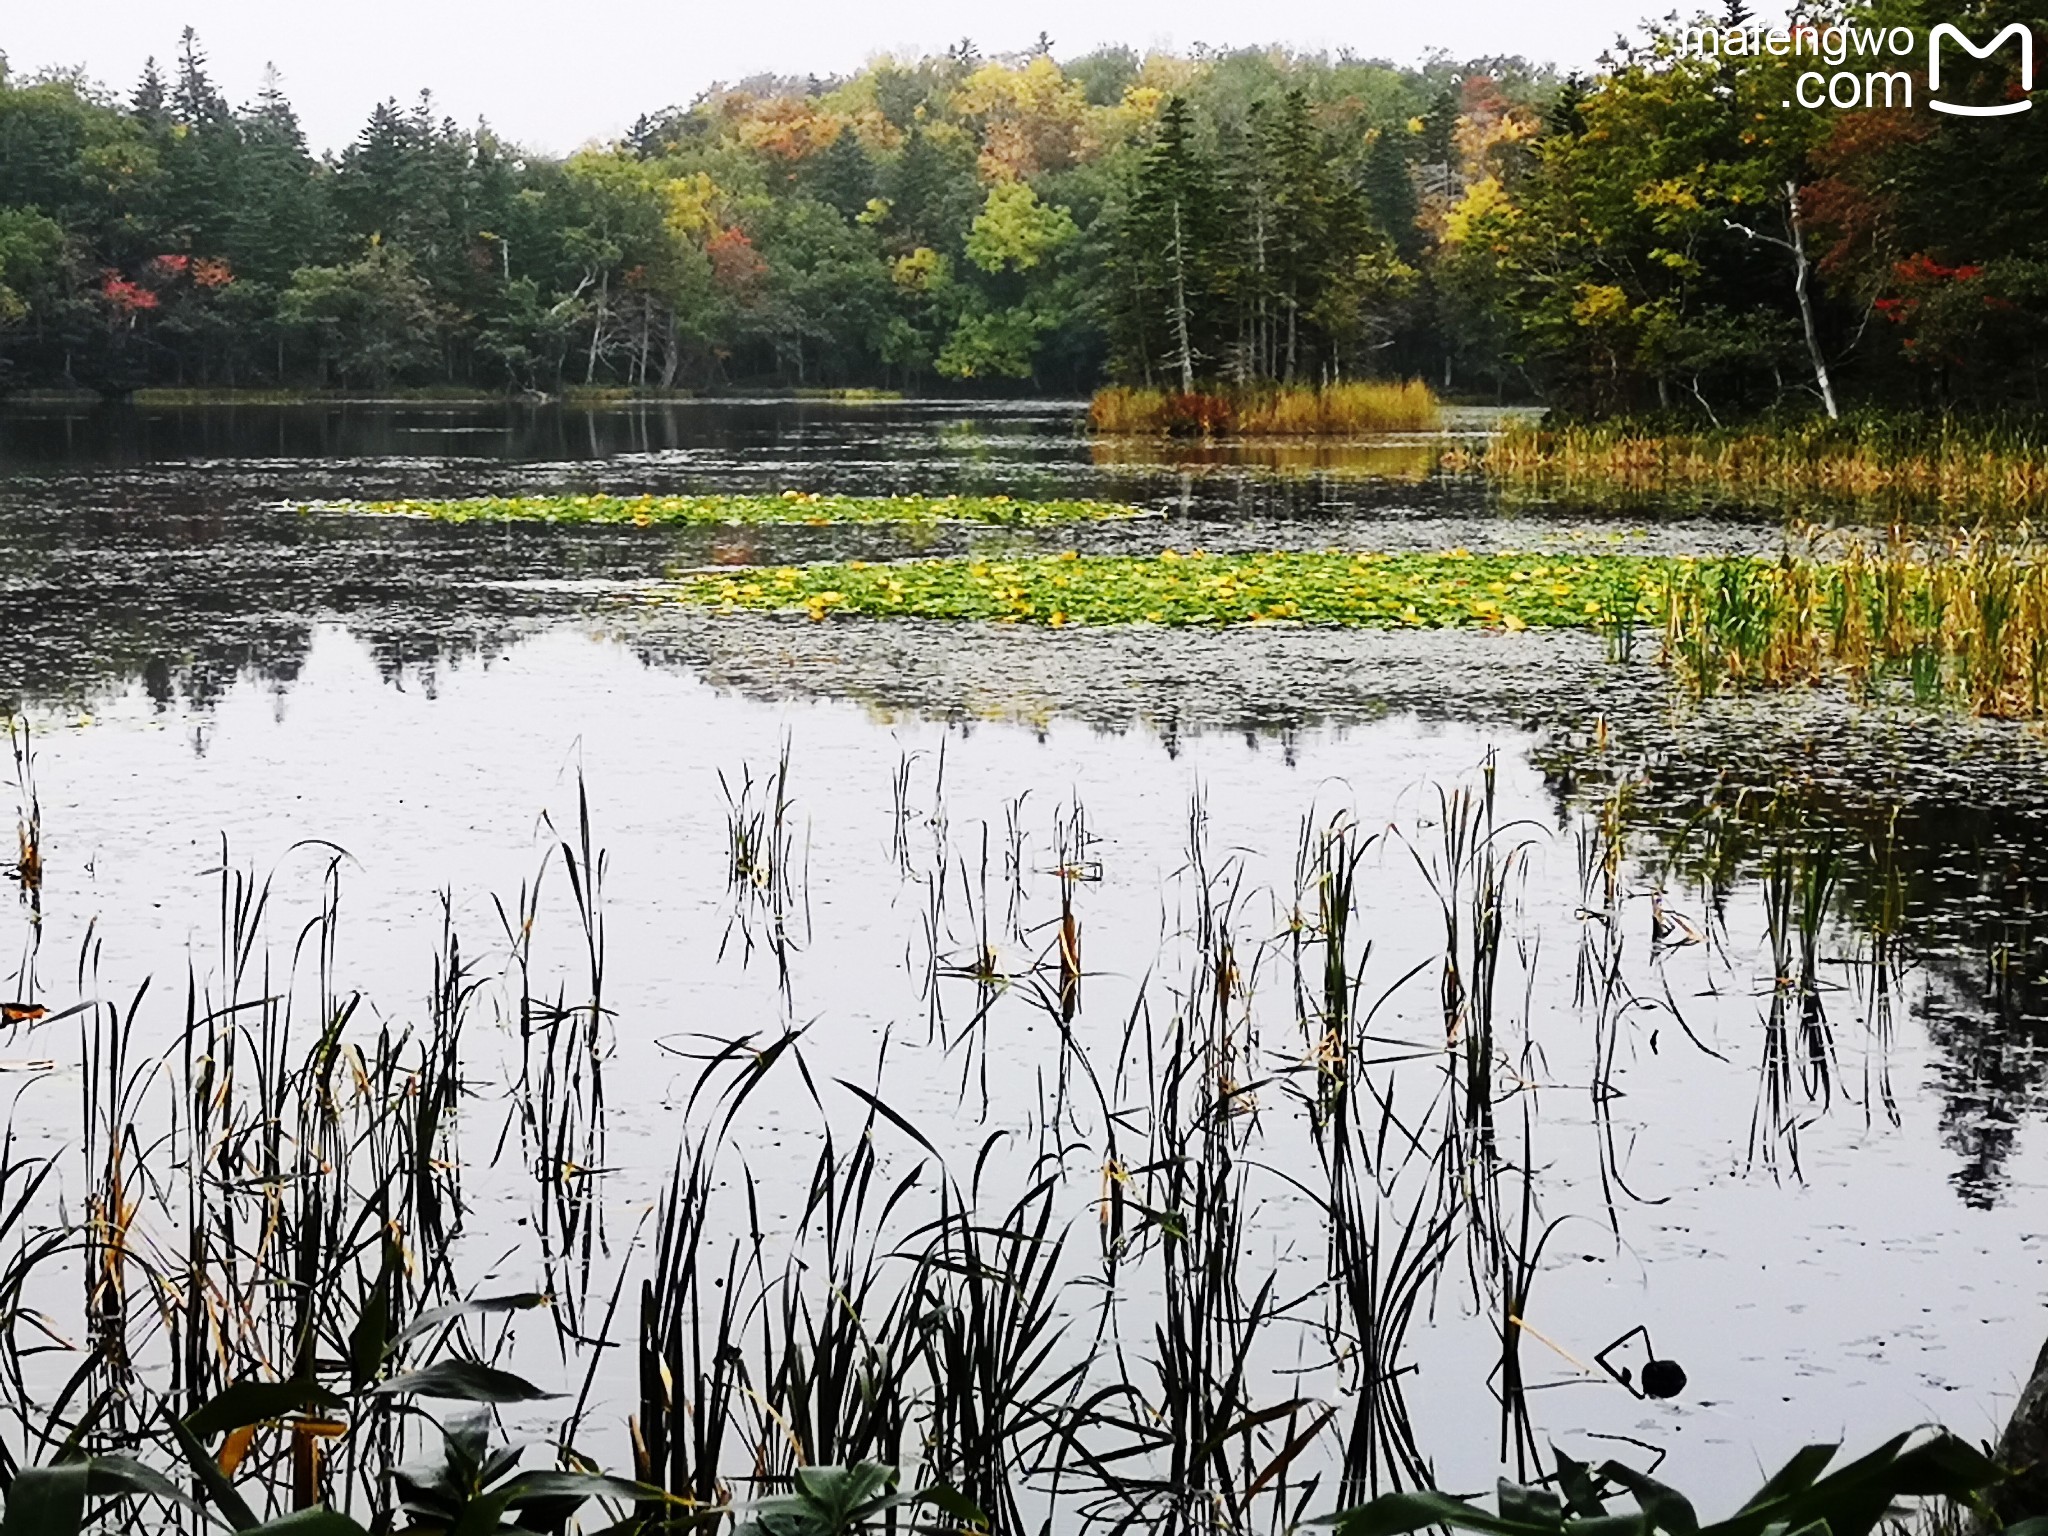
[{"left": 5, "top": 0, "right": 1679, "bottom": 155}]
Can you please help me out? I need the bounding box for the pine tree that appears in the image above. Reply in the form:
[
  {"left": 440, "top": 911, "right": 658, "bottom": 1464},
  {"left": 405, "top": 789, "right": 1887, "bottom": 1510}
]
[
  {"left": 1223, "top": 102, "right": 1276, "bottom": 382},
  {"left": 1361, "top": 126, "right": 1421, "bottom": 261},
  {"left": 885, "top": 126, "right": 974, "bottom": 251},
  {"left": 131, "top": 59, "right": 167, "bottom": 123},
  {"left": 229, "top": 67, "right": 327, "bottom": 290},
  {"left": 1265, "top": 91, "right": 1325, "bottom": 382},
  {"left": 172, "top": 28, "right": 226, "bottom": 125},
  {"left": 1123, "top": 96, "right": 1220, "bottom": 389},
  {"left": 1546, "top": 73, "right": 1588, "bottom": 138},
  {"left": 799, "top": 129, "right": 876, "bottom": 222}
]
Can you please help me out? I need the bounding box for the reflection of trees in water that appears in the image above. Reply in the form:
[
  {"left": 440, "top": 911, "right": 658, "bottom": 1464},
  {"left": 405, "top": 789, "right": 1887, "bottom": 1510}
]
[
  {"left": 1533, "top": 729, "right": 2048, "bottom": 1207},
  {"left": 1920, "top": 964, "right": 2045, "bottom": 1208},
  {"left": 3, "top": 621, "right": 506, "bottom": 717},
  {"left": 139, "top": 635, "right": 310, "bottom": 712}
]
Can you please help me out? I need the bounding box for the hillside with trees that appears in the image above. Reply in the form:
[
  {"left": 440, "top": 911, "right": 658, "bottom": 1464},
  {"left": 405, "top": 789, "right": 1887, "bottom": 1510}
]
[{"left": 0, "top": 1, "right": 2042, "bottom": 413}]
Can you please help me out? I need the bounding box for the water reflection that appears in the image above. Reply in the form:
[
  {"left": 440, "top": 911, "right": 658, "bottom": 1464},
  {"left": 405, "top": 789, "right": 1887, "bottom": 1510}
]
[
  {"left": 1535, "top": 732, "right": 2048, "bottom": 1207},
  {"left": 6, "top": 399, "right": 2048, "bottom": 1221}
]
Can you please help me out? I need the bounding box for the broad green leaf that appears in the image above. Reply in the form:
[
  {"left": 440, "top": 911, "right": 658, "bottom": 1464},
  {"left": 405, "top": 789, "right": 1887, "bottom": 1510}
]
[
  {"left": 1318, "top": 1487, "right": 1569, "bottom": 1536},
  {"left": 497, "top": 1469, "right": 676, "bottom": 1508},
  {"left": 918, "top": 1484, "right": 991, "bottom": 1528},
  {"left": 0, "top": 1465, "right": 85, "bottom": 1536},
  {"left": 1601, "top": 1461, "right": 1701, "bottom": 1536},
  {"left": 1498, "top": 1480, "right": 1564, "bottom": 1530},
  {"left": 371, "top": 1359, "right": 555, "bottom": 1402},
  {"left": 742, "top": 1462, "right": 905, "bottom": 1536},
  {"left": 349, "top": 1237, "right": 400, "bottom": 1390},
  {"left": 1, "top": 1456, "right": 193, "bottom": 1536},
  {"left": 186, "top": 1378, "right": 345, "bottom": 1438},
  {"left": 1554, "top": 1451, "right": 1610, "bottom": 1518},
  {"left": 1738, "top": 1446, "right": 1838, "bottom": 1509},
  {"left": 388, "top": 1291, "right": 550, "bottom": 1354}
]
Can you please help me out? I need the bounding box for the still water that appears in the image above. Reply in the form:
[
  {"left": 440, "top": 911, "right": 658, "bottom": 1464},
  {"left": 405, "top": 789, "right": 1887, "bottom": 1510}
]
[{"left": 0, "top": 399, "right": 2043, "bottom": 1525}]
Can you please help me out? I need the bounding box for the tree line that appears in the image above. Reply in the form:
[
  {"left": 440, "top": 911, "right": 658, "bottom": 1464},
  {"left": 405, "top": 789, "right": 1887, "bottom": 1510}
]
[{"left": 0, "top": 3, "right": 2041, "bottom": 414}]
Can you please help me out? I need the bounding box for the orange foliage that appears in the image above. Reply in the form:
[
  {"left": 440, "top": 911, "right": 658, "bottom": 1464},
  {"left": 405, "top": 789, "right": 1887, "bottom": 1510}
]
[
  {"left": 1452, "top": 76, "right": 1539, "bottom": 185},
  {"left": 731, "top": 95, "right": 849, "bottom": 161},
  {"left": 952, "top": 57, "right": 1089, "bottom": 181}
]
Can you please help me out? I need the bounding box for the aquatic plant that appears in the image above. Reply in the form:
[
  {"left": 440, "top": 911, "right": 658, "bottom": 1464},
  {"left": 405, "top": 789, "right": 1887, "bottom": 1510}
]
[
  {"left": 1487, "top": 414, "right": 2048, "bottom": 518},
  {"left": 4, "top": 722, "right": 37, "bottom": 910},
  {"left": 313, "top": 491, "right": 1147, "bottom": 526},
  {"left": 659, "top": 548, "right": 1670, "bottom": 630},
  {"left": 0, "top": 735, "right": 2023, "bottom": 1534},
  {"left": 1320, "top": 1431, "right": 2033, "bottom": 1536},
  {"left": 1661, "top": 531, "right": 2048, "bottom": 719},
  {"left": 1090, "top": 380, "right": 1442, "bottom": 437}
]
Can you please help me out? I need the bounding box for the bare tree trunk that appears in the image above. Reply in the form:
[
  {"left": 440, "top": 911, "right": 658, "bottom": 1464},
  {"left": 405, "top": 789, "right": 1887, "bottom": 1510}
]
[
  {"left": 659, "top": 314, "right": 680, "bottom": 389},
  {"left": 1785, "top": 180, "right": 1839, "bottom": 421},
  {"left": 585, "top": 270, "right": 608, "bottom": 386},
  {"left": 1170, "top": 200, "right": 1195, "bottom": 394}
]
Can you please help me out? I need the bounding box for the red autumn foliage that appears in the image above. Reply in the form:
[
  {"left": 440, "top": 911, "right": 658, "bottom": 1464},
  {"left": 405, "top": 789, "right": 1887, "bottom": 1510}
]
[
  {"left": 707, "top": 227, "right": 767, "bottom": 297},
  {"left": 1875, "top": 253, "right": 1986, "bottom": 326},
  {"left": 140, "top": 253, "right": 236, "bottom": 291},
  {"left": 1802, "top": 108, "right": 1929, "bottom": 285},
  {"left": 100, "top": 275, "right": 159, "bottom": 313}
]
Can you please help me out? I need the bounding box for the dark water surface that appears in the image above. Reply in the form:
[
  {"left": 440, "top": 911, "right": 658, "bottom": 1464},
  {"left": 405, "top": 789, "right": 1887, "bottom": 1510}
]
[{"left": 1, "top": 400, "right": 2044, "bottom": 1523}]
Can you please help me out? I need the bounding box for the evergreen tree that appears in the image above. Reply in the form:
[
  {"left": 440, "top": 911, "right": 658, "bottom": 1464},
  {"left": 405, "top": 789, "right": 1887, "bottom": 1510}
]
[
  {"left": 131, "top": 59, "right": 167, "bottom": 124},
  {"left": 1361, "top": 125, "right": 1421, "bottom": 261},
  {"left": 1546, "top": 73, "right": 1588, "bottom": 138},
  {"left": 172, "top": 28, "right": 227, "bottom": 126},
  {"left": 798, "top": 129, "right": 875, "bottom": 222},
  {"left": 1120, "top": 96, "right": 1221, "bottom": 389}
]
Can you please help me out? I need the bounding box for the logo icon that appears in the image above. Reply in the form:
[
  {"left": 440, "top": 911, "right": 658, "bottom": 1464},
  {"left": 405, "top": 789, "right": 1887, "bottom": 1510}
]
[{"left": 1928, "top": 22, "right": 2034, "bottom": 115}]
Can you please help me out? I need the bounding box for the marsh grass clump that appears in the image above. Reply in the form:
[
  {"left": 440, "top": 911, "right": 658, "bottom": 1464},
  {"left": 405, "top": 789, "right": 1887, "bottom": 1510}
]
[
  {"left": 1661, "top": 530, "right": 2048, "bottom": 718},
  {"left": 1487, "top": 414, "right": 2048, "bottom": 517},
  {"left": 660, "top": 549, "right": 1669, "bottom": 630},
  {"left": 316, "top": 492, "right": 1146, "bottom": 527},
  {"left": 1090, "top": 379, "right": 1442, "bottom": 437}
]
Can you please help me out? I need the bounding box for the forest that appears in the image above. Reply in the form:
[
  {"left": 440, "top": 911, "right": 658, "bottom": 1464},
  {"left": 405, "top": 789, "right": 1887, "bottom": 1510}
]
[{"left": 0, "top": 0, "right": 2043, "bottom": 413}]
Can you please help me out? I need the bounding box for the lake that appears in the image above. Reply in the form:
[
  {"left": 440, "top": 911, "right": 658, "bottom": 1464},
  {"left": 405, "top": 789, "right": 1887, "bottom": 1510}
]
[{"left": 0, "top": 398, "right": 2042, "bottom": 1530}]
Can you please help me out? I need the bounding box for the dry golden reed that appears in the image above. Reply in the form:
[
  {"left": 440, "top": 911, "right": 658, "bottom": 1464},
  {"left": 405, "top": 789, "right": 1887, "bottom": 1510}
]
[
  {"left": 1489, "top": 419, "right": 2048, "bottom": 515},
  {"left": 1090, "top": 379, "right": 1441, "bottom": 437}
]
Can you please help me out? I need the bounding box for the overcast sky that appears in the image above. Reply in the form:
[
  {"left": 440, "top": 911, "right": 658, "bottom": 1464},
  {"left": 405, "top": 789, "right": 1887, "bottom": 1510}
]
[{"left": 7, "top": 0, "right": 1686, "bottom": 155}]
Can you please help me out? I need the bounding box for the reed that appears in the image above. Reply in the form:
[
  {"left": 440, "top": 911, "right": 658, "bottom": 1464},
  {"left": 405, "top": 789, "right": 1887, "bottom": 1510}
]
[
  {"left": 0, "top": 737, "right": 1995, "bottom": 1533},
  {"left": 1661, "top": 530, "right": 2048, "bottom": 719},
  {"left": 1089, "top": 380, "right": 1442, "bottom": 437},
  {"left": 5, "top": 722, "right": 39, "bottom": 913},
  {"left": 1488, "top": 414, "right": 2048, "bottom": 517}
]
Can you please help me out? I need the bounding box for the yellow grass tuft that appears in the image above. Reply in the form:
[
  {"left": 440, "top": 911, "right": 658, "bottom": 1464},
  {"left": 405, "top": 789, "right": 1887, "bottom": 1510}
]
[{"left": 1089, "top": 380, "right": 1441, "bottom": 437}]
